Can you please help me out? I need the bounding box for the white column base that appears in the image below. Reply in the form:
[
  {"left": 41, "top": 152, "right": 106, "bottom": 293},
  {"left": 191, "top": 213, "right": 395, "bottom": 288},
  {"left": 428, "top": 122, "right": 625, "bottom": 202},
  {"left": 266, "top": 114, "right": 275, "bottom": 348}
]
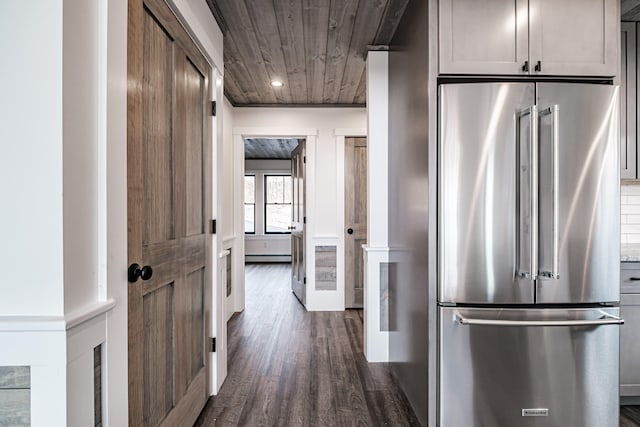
[{"left": 363, "top": 246, "right": 390, "bottom": 362}]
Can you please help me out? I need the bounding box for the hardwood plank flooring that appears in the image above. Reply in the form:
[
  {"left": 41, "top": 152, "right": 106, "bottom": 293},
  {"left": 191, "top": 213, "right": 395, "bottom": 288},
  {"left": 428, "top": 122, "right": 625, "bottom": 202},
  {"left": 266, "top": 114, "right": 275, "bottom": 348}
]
[
  {"left": 194, "top": 263, "right": 640, "bottom": 426},
  {"left": 195, "top": 263, "right": 420, "bottom": 426},
  {"left": 622, "top": 406, "right": 640, "bottom": 427}
]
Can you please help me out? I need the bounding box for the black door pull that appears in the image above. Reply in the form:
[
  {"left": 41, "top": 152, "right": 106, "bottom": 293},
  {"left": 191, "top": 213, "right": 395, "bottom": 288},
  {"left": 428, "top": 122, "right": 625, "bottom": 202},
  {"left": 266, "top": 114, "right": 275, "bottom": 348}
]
[
  {"left": 347, "top": 228, "right": 354, "bottom": 235},
  {"left": 534, "top": 60, "right": 542, "bottom": 72},
  {"left": 128, "top": 263, "right": 153, "bottom": 283}
]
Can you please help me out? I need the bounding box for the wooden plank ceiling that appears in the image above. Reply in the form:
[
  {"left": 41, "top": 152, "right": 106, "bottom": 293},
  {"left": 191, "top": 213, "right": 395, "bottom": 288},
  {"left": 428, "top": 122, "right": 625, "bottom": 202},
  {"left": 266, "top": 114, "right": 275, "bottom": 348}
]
[
  {"left": 244, "top": 138, "right": 302, "bottom": 159},
  {"left": 623, "top": 0, "right": 640, "bottom": 21},
  {"left": 206, "top": 0, "right": 409, "bottom": 106}
]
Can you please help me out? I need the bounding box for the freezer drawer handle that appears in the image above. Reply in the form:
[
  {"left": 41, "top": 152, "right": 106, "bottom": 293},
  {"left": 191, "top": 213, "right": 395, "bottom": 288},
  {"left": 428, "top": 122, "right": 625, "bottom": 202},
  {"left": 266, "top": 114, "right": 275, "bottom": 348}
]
[{"left": 454, "top": 312, "right": 624, "bottom": 327}]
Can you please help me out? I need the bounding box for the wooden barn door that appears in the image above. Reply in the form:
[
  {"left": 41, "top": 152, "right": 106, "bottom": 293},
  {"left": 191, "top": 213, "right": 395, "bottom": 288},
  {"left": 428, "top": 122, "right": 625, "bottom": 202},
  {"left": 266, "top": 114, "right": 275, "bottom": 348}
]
[{"left": 127, "top": 0, "right": 212, "bottom": 425}]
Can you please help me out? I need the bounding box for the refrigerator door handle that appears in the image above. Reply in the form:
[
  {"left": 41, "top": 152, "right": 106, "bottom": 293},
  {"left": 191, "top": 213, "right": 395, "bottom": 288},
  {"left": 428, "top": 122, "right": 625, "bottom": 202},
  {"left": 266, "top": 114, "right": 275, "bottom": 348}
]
[
  {"left": 454, "top": 311, "right": 624, "bottom": 327},
  {"left": 517, "top": 106, "right": 538, "bottom": 280},
  {"left": 539, "top": 105, "right": 560, "bottom": 279}
]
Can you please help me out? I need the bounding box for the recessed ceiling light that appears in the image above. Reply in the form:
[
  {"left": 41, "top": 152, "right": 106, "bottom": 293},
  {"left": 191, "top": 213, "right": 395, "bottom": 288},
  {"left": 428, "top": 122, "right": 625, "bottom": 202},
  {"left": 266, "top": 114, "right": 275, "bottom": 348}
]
[{"left": 271, "top": 80, "right": 284, "bottom": 88}]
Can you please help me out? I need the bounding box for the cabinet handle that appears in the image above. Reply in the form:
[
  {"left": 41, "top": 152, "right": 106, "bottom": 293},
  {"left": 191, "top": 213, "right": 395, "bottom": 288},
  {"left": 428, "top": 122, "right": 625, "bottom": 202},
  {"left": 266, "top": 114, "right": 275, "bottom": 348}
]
[
  {"left": 534, "top": 60, "right": 542, "bottom": 72},
  {"left": 522, "top": 61, "right": 529, "bottom": 72},
  {"left": 629, "top": 277, "right": 640, "bottom": 281}
]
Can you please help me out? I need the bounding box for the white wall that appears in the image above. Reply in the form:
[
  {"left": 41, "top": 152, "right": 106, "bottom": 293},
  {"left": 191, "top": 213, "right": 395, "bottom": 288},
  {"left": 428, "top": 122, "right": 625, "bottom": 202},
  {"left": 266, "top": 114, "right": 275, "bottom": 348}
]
[
  {"left": 229, "top": 107, "right": 366, "bottom": 311},
  {"left": 222, "top": 98, "right": 236, "bottom": 241},
  {"left": 0, "top": 0, "right": 65, "bottom": 317},
  {"left": 221, "top": 97, "right": 243, "bottom": 318},
  {"left": 63, "top": 0, "right": 100, "bottom": 317},
  {"left": 232, "top": 108, "right": 366, "bottom": 235}
]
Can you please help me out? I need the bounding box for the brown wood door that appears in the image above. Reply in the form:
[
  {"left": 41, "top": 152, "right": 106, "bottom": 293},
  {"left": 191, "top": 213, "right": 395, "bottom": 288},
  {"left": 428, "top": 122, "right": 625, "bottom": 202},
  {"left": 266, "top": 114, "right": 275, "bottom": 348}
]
[
  {"left": 345, "top": 137, "right": 367, "bottom": 308},
  {"left": 291, "top": 141, "right": 306, "bottom": 305},
  {"left": 127, "top": 0, "right": 211, "bottom": 425}
]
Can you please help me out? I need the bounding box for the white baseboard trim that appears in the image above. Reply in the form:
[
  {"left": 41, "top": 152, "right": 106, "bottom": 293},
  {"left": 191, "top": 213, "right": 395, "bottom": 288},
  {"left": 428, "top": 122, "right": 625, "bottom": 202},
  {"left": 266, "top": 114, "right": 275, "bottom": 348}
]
[{"left": 245, "top": 255, "right": 291, "bottom": 263}]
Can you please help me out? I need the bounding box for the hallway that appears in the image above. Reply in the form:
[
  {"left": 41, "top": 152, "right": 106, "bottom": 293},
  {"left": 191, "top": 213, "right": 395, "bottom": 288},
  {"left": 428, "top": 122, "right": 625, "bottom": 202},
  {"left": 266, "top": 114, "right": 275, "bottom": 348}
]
[{"left": 195, "top": 263, "right": 420, "bottom": 426}]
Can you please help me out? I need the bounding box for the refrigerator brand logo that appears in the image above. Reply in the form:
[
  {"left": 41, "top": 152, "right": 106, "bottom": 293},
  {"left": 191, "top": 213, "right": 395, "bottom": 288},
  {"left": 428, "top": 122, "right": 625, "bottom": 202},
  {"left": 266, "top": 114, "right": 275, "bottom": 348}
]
[{"left": 522, "top": 408, "right": 549, "bottom": 417}]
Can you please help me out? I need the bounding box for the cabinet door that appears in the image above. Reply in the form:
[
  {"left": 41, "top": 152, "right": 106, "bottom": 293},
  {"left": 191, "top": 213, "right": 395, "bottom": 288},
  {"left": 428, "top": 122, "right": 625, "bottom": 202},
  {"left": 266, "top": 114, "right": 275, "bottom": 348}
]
[
  {"left": 439, "top": 0, "right": 528, "bottom": 75},
  {"left": 621, "top": 293, "right": 640, "bottom": 396},
  {"left": 529, "top": 0, "right": 618, "bottom": 76},
  {"left": 621, "top": 23, "right": 637, "bottom": 180}
]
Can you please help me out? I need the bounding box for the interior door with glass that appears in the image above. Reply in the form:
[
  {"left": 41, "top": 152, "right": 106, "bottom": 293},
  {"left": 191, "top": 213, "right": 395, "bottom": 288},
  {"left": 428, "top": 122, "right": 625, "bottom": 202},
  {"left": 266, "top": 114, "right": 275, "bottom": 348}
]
[{"left": 291, "top": 141, "right": 306, "bottom": 305}]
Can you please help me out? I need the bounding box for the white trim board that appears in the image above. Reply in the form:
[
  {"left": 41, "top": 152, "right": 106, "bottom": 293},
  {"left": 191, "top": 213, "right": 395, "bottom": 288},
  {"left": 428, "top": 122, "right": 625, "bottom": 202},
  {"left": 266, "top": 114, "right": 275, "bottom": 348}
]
[
  {"left": 334, "top": 128, "right": 367, "bottom": 137},
  {"left": 233, "top": 127, "right": 318, "bottom": 137}
]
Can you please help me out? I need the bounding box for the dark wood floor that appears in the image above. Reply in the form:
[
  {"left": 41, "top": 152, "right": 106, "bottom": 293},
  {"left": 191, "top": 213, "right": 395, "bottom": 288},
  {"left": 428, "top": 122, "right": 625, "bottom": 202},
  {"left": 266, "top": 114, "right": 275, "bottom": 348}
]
[
  {"left": 195, "top": 263, "right": 420, "bottom": 426},
  {"left": 622, "top": 406, "right": 640, "bottom": 427},
  {"left": 194, "top": 263, "right": 640, "bottom": 426}
]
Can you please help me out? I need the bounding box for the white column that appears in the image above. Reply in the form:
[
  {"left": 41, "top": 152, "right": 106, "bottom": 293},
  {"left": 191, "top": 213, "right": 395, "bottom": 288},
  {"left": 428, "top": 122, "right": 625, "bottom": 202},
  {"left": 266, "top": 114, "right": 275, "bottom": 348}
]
[{"left": 364, "top": 51, "right": 390, "bottom": 362}]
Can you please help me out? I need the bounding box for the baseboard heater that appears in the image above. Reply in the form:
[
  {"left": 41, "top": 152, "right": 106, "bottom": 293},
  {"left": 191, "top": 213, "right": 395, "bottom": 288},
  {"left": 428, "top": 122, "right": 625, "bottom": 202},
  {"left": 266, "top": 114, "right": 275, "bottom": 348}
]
[{"left": 245, "top": 254, "right": 291, "bottom": 263}]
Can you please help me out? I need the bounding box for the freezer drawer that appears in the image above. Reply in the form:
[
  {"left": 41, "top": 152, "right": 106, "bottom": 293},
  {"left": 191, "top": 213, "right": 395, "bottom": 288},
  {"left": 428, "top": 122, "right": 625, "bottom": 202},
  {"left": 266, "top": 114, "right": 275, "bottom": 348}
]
[{"left": 439, "top": 307, "right": 621, "bottom": 427}]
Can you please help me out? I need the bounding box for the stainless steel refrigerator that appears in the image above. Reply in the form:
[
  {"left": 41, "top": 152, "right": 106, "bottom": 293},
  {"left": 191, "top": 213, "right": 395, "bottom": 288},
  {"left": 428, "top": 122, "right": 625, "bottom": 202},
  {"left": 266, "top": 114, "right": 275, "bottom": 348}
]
[{"left": 438, "top": 82, "right": 623, "bottom": 426}]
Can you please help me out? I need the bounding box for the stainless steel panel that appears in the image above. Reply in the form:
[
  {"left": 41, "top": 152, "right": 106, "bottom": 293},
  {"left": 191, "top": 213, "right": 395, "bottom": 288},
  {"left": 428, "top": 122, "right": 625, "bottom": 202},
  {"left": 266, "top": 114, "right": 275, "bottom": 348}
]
[
  {"left": 620, "top": 293, "right": 640, "bottom": 397},
  {"left": 439, "top": 83, "right": 535, "bottom": 304},
  {"left": 536, "top": 83, "right": 619, "bottom": 304},
  {"left": 439, "top": 306, "right": 620, "bottom": 427},
  {"left": 388, "top": 2, "right": 433, "bottom": 423}
]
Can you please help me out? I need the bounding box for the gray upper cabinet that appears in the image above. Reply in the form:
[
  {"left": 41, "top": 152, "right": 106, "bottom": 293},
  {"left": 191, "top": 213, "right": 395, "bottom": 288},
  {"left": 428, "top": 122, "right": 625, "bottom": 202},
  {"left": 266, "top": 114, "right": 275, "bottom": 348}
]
[
  {"left": 621, "top": 22, "right": 637, "bottom": 180},
  {"left": 439, "top": 0, "right": 528, "bottom": 75},
  {"left": 439, "top": 0, "right": 618, "bottom": 77}
]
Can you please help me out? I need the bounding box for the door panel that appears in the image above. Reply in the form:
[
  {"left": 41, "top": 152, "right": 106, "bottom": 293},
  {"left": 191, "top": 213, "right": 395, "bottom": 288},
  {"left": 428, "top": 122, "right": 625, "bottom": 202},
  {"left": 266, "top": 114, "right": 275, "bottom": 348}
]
[
  {"left": 439, "top": 83, "right": 535, "bottom": 304},
  {"left": 439, "top": 0, "right": 529, "bottom": 75},
  {"left": 182, "top": 58, "right": 205, "bottom": 237},
  {"left": 529, "top": 0, "right": 617, "bottom": 76},
  {"left": 440, "top": 306, "right": 620, "bottom": 427},
  {"left": 345, "top": 137, "right": 367, "bottom": 308},
  {"left": 143, "top": 10, "right": 175, "bottom": 245},
  {"left": 536, "top": 83, "right": 619, "bottom": 304},
  {"left": 128, "top": 0, "right": 211, "bottom": 425},
  {"left": 291, "top": 141, "right": 306, "bottom": 305},
  {"left": 142, "top": 283, "right": 175, "bottom": 427}
]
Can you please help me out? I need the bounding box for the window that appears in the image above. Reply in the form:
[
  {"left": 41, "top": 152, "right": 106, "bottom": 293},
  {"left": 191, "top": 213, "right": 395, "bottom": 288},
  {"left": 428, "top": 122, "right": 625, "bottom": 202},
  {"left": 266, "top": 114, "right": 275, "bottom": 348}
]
[
  {"left": 244, "top": 175, "right": 255, "bottom": 233},
  {"left": 265, "top": 175, "right": 292, "bottom": 233}
]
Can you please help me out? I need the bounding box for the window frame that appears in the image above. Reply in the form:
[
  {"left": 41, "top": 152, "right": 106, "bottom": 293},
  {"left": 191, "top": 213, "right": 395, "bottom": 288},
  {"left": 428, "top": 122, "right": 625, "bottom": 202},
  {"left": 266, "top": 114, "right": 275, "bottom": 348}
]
[
  {"left": 244, "top": 174, "right": 256, "bottom": 234},
  {"left": 263, "top": 174, "right": 292, "bottom": 235}
]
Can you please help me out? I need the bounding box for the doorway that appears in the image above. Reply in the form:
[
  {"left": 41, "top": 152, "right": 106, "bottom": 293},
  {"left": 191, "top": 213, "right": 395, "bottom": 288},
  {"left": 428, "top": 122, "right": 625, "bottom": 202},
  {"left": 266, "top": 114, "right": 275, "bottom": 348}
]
[{"left": 241, "top": 137, "right": 304, "bottom": 306}]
